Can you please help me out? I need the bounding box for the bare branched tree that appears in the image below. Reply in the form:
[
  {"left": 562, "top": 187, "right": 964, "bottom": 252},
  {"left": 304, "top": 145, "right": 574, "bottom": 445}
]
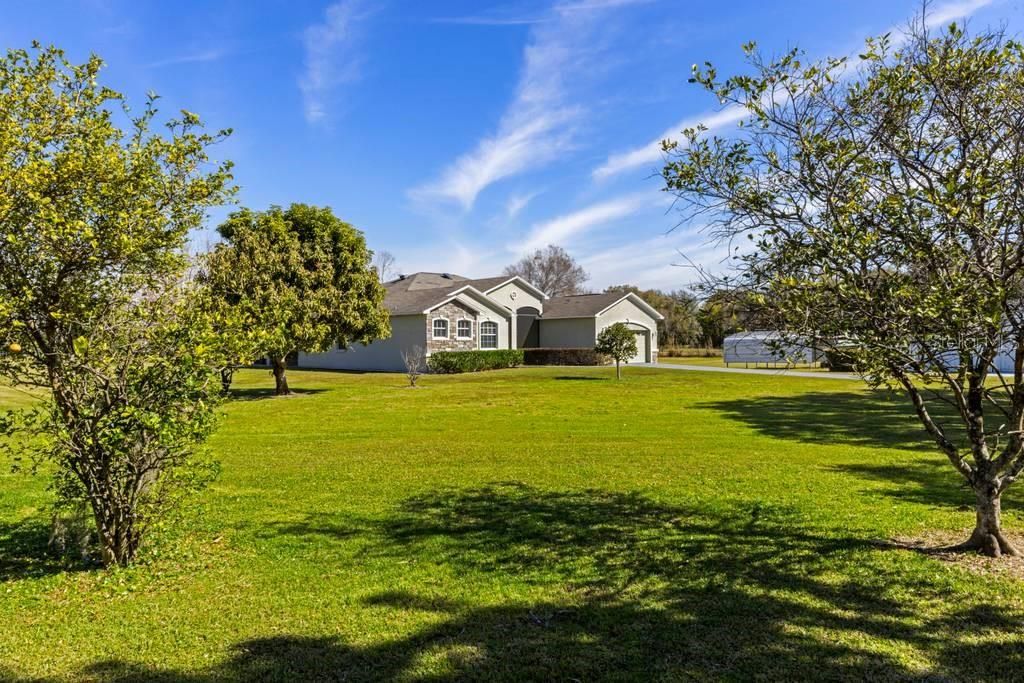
[
  {"left": 504, "top": 245, "right": 588, "bottom": 297},
  {"left": 374, "top": 250, "right": 397, "bottom": 282},
  {"left": 401, "top": 346, "right": 425, "bottom": 387}
]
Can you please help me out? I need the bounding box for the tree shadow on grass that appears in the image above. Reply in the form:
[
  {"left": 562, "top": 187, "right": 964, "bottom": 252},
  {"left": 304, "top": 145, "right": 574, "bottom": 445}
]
[
  {"left": 227, "top": 388, "right": 328, "bottom": 402},
  {"left": 551, "top": 376, "right": 608, "bottom": 381},
  {"left": 702, "top": 390, "right": 962, "bottom": 452},
  {"left": 830, "top": 459, "right": 978, "bottom": 511},
  {"left": 67, "top": 483, "right": 1024, "bottom": 681},
  {"left": 0, "top": 520, "right": 95, "bottom": 581}
]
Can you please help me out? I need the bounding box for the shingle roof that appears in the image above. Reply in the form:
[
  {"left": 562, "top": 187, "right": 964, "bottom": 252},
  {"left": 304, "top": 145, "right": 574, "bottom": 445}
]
[
  {"left": 382, "top": 272, "right": 515, "bottom": 316},
  {"left": 382, "top": 287, "right": 460, "bottom": 315},
  {"left": 460, "top": 276, "right": 513, "bottom": 292},
  {"left": 382, "top": 272, "right": 548, "bottom": 316},
  {"left": 541, "top": 292, "right": 630, "bottom": 319},
  {"left": 386, "top": 272, "right": 468, "bottom": 292}
]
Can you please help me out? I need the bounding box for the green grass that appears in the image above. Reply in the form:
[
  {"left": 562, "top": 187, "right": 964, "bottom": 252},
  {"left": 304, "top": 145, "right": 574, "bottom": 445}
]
[{"left": 2, "top": 366, "right": 1023, "bottom": 681}]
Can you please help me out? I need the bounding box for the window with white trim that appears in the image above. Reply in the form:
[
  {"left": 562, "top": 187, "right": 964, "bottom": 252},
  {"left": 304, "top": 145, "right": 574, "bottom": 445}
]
[
  {"left": 480, "top": 321, "right": 498, "bottom": 349},
  {"left": 432, "top": 318, "right": 449, "bottom": 339},
  {"left": 456, "top": 319, "right": 472, "bottom": 339}
]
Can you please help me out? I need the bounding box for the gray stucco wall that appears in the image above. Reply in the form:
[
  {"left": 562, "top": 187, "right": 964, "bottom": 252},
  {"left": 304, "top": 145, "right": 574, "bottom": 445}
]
[
  {"left": 298, "top": 314, "right": 425, "bottom": 372},
  {"left": 487, "top": 281, "right": 544, "bottom": 313},
  {"left": 538, "top": 317, "right": 598, "bottom": 348},
  {"left": 485, "top": 281, "right": 543, "bottom": 348}
]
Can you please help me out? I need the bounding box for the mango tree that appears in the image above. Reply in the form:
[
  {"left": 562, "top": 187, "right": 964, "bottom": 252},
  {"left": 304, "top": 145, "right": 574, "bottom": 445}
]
[{"left": 204, "top": 204, "right": 390, "bottom": 395}]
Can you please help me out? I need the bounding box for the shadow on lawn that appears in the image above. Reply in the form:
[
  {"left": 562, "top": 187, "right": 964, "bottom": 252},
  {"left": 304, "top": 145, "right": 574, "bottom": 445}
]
[
  {"left": 60, "top": 483, "right": 1024, "bottom": 681},
  {"left": 831, "top": 459, "right": 977, "bottom": 511},
  {"left": 703, "top": 390, "right": 963, "bottom": 452},
  {"left": 0, "top": 520, "right": 95, "bottom": 581},
  {"left": 228, "top": 388, "right": 328, "bottom": 402}
]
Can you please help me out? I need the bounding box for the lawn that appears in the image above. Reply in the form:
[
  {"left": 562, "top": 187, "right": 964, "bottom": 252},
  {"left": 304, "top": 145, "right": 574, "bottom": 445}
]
[{"left": 2, "top": 366, "right": 1024, "bottom": 681}]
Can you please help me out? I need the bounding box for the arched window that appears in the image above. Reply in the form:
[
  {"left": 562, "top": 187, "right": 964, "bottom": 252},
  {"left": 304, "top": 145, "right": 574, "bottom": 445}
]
[
  {"left": 480, "top": 321, "right": 498, "bottom": 349},
  {"left": 456, "top": 319, "right": 473, "bottom": 339},
  {"left": 432, "top": 318, "right": 449, "bottom": 339}
]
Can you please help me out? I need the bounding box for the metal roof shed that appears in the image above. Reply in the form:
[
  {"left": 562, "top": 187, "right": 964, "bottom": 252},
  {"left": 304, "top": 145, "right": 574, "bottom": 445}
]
[{"left": 723, "top": 331, "right": 816, "bottom": 367}]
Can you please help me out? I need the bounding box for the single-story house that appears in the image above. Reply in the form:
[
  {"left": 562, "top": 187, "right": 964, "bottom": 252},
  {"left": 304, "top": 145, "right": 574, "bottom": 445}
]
[{"left": 299, "top": 272, "right": 664, "bottom": 372}]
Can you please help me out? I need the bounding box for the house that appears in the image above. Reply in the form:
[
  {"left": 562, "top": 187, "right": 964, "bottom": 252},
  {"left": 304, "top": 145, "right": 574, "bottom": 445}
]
[{"left": 298, "top": 272, "right": 664, "bottom": 372}]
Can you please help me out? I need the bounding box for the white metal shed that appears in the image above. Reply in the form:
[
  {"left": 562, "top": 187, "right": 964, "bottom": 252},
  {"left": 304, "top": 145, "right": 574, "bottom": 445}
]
[{"left": 723, "top": 331, "right": 816, "bottom": 367}]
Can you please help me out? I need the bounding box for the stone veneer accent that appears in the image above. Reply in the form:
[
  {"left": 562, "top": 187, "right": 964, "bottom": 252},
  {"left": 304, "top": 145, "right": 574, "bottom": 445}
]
[{"left": 427, "top": 301, "right": 478, "bottom": 353}]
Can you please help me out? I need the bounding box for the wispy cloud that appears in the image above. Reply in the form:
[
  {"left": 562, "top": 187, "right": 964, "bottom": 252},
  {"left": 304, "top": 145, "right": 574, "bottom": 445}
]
[
  {"left": 514, "top": 191, "right": 653, "bottom": 255},
  {"left": 580, "top": 231, "right": 725, "bottom": 290},
  {"left": 429, "top": 14, "right": 547, "bottom": 26},
  {"left": 145, "top": 49, "right": 226, "bottom": 69},
  {"left": 506, "top": 190, "right": 542, "bottom": 218},
  {"left": 591, "top": 0, "right": 995, "bottom": 181},
  {"left": 593, "top": 106, "right": 745, "bottom": 181},
  {"left": 411, "top": 0, "right": 649, "bottom": 210},
  {"left": 300, "top": 0, "right": 368, "bottom": 124},
  {"left": 921, "top": 0, "right": 993, "bottom": 27}
]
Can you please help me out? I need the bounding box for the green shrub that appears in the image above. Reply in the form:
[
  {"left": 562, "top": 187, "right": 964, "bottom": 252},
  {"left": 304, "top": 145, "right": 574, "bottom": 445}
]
[
  {"left": 522, "top": 347, "right": 610, "bottom": 366},
  {"left": 659, "top": 346, "right": 721, "bottom": 358},
  {"left": 427, "top": 349, "right": 524, "bottom": 374}
]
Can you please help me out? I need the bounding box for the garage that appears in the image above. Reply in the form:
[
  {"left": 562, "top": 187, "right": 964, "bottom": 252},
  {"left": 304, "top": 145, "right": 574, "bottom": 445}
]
[{"left": 539, "top": 291, "right": 663, "bottom": 363}]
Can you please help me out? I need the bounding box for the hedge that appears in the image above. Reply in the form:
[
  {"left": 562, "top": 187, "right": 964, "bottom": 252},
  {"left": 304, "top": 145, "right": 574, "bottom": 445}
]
[
  {"left": 427, "top": 349, "right": 524, "bottom": 374},
  {"left": 522, "top": 347, "right": 610, "bottom": 366}
]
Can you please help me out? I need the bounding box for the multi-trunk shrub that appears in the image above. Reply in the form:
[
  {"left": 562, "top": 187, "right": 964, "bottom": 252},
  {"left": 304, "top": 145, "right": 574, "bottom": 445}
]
[
  {"left": 427, "top": 349, "right": 524, "bottom": 374},
  {"left": 522, "top": 347, "right": 610, "bottom": 366}
]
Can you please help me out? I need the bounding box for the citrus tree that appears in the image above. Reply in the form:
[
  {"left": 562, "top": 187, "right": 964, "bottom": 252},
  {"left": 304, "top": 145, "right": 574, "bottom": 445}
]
[
  {"left": 596, "top": 323, "right": 638, "bottom": 380},
  {"left": 0, "top": 45, "right": 235, "bottom": 566}
]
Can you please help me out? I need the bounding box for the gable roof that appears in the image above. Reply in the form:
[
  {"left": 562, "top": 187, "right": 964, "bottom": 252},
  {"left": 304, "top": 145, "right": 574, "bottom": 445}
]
[
  {"left": 382, "top": 272, "right": 546, "bottom": 315},
  {"left": 462, "top": 276, "right": 549, "bottom": 300},
  {"left": 383, "top": 278, "right": 512, "bottom": 317},
  {"left": 543, "top": 292, "right": 665, "bottom": 321}
]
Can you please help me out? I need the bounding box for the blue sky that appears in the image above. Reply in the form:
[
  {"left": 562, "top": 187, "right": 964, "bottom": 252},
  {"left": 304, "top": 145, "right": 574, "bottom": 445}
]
[{"left": 3, "top": 0, "right": 1020, "bottom": 290}]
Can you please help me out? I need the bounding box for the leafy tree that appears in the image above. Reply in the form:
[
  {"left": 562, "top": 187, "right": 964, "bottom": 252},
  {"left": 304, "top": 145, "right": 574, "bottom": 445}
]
[
  {"left": 504, "top": 245, "right": 589, "bottom": 297},
  {"left": 696, "top": 289, "right": 771, "bottom": 347},
  {"left": 596, "top": 323, "right": 638, "bottom": 380},
  {"left": 205, "top": 204, "right": 390, "bottom": 395},
  {"left": 0, "top": 45, "right": 234, "bottom": 566},
  {"left": 662, "top": 21, "right": 1024, "bottom": 556}
]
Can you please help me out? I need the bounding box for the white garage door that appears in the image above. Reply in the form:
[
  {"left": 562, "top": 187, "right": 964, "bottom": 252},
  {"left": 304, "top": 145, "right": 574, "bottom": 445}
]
[{"left": 629, "top": 330, "right": 647, "bottom": 363}]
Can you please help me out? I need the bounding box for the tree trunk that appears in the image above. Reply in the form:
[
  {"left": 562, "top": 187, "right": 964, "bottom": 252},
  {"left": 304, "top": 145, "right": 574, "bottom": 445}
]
[
  {"left": 92, "top": 503, "right": 138, "bottom": 567},
  {"left": 271, "top": 356, "right": 291, "bottom": 396},
  {"left": 220, "top": 367, "right": 234, "bottom": 395},
  {"left": 960, "top": 483, "right": 1020, "bottom": 558},
  {"left": 616, "top": 360, "right": 621, "bottom": 380}
]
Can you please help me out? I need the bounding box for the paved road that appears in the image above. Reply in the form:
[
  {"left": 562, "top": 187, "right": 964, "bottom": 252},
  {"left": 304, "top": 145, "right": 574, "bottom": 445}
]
[{"left": 646, "top": 362, "right": 860, "bottom": 381}]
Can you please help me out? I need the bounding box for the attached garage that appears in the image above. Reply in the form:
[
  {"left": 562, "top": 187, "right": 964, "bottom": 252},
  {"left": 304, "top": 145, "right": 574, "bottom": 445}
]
[{"left": 539, "top": 292, "right": 664, "bottom": 362}]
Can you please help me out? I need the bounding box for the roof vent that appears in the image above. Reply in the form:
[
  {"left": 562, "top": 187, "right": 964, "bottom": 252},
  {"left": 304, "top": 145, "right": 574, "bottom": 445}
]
[
  {"left": 398, "top": 274, "right": 406, "bottom": 280},
  {"left": 442, "top": 273, "right": 452, "bottom": 279}
]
